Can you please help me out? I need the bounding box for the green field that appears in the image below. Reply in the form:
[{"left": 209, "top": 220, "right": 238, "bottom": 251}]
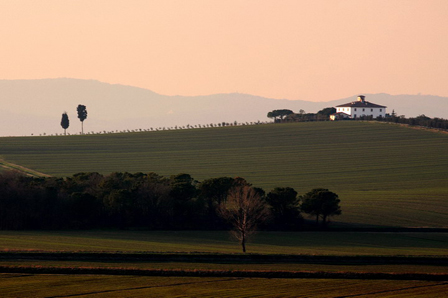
[
  {"left": 1, "top": 230, "right": 447, "bottom": 255},
  {"left": 1, "top": 121, "right": 448, "bottom": 227}
]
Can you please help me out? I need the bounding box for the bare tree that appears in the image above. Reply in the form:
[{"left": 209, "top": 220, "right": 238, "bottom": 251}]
[{"left": 218, "top": 184, "right": 270, "bottom": 253}]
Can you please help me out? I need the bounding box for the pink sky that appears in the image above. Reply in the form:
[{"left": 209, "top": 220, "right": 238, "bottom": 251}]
[{"left": 1, "top": 0, "right": 448, "bottom": 101}]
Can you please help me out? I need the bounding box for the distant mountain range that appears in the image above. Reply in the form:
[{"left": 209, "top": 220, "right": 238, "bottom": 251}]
[{"left": 1, "top": 78, "right": 447, "bottom": 137}]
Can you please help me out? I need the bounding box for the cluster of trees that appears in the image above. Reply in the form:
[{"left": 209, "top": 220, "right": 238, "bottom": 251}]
[
  {"left": 267, "top": 109, "right": 294, "bottom": 122},
  {"left": 374, "top": 113, "right": 448, "bottom": 130},
  {"left": 60, "top": 105, "right": 88, "bottom": 135},
  {"left": 267, "top": 108, "right": 336, "bottom": 122},
  {"left": 0, "top": 171, "right": 341, "bottom": 234}
]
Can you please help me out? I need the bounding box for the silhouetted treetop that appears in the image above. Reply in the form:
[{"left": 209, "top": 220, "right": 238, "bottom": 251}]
[
  {"left": 60, "top": 112, "right": 69, "bottom": 135},
  {"left": 77, "top": 104, "right": 87, "bottom": 134}
]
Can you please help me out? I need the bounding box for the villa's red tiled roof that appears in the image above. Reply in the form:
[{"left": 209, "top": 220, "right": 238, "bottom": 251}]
[{"left": 336, "top": 101, "right": 386, "bottom": 108}]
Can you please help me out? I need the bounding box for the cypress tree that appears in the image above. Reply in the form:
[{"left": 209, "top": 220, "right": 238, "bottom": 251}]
[{"left": 60, "top": 112, "right": 69, "bottom": 135}]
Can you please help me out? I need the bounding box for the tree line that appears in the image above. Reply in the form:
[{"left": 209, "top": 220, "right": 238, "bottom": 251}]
[
  {"left": 0, "top": 171, "right": 340, "bottom": 232},
  {"left": 338, "top": 112, "right": 448, "bottom": 130},
  {"left": 267, "top": 108, "right": 336, "bottom": 122},
  {"left": 268, "top": 108, "right": 448, "bottom": 131},
  {"left": 374, "top": 113, "right": 448, "bottom": 130}
]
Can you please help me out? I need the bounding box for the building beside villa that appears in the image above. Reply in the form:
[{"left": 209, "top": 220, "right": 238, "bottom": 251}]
[{"left": 330, "top": 95, "right": 386, "bottom": 120}]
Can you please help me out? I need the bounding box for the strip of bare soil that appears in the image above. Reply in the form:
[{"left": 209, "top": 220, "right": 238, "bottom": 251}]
[
  {"left": 0, "top": 265, "right": 447, "bottom": 281},
  {"left": 1, "top": 252, "right": 447, "bottom": 265}
]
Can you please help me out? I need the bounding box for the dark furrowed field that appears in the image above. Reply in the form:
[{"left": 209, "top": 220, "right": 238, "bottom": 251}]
[
  {"left": 2, "top": 260, "right": 448, "bottom": 274},
  {"left": 1, "top": 121, "right": 448, "bottom": 227},
  {"left": 1, "top": 230, "right": 447, "bottom": 297},
  {"left": 2, "top": 274, "right": 447, "bottom": 298}
]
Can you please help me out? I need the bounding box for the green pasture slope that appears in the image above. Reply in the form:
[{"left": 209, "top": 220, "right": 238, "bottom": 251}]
[
  {"left": 1, "top": 230, "right": 448, "bottom": 255},
  {"left": 1, "top": 121, "right": 447, "bottom": 227}
]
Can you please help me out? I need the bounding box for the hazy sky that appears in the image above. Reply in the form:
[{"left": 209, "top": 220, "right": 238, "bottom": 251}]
[{"left": 1, "top": 0, "right": 448, "bottom": 101}]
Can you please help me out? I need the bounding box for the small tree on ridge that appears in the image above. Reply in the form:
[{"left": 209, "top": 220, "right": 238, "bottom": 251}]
[
  {"left": 77, "top": 104, "right": 88, "bottom": 134},
  {"left": 60, "top": 112, "right": 69, "bottom": 135}
]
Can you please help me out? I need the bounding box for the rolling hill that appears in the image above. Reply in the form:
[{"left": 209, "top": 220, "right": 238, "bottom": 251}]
[
  {"left": 1, "top": 78, "right": 447, "bottom": 137},
  {"left": 1, "top": 121, "right": 447, "bottom": 228}
]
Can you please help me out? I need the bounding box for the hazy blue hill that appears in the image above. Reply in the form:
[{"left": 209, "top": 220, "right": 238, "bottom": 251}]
[
  {"left": 1, "top": 78, "right": 447, "bottom": 136},
  {"left": 0, "top": 78, "right": 325, "bottom": 136}
]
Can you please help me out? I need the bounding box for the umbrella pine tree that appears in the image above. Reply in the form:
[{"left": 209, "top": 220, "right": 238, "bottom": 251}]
[{"left": 77, "top": 104, "right": 88, "bottom": 134}]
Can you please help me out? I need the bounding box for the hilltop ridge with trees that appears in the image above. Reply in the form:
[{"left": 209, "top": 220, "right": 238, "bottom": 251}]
[{"left": 267, "top": 107, "right": 448, "bottom": 131}]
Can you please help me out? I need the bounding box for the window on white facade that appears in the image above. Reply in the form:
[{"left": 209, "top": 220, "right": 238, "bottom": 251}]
[
  {"left": 362, "top": 108, "right": 365, "bottom": 111},
  {"left": 380, "top": 109, "right": 382, "bottom": 112},
  {"left": 371, "top": 109, "right": 373, "bottom": 112},
  {"left": 354, "top": 108, "right": 357, "bottom": 111}
]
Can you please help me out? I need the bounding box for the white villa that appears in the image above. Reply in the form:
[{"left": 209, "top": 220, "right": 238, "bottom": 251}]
[{"left": 330, "top": 95, "right": 386, "bottom": 120}]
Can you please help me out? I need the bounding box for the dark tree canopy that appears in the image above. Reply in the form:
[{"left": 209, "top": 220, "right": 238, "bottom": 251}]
[
  {"left": 169, "top": 173, "right": 200, "bottom": 228},
  {"left": 77, "top": 104, "right": 88, "bottom": 134},
  {"left": 198, "top": 177, "right": 236, "bottom": 228},
  {"left": 317, "top": 107, "right": 337, "bottom": 116},
  {"left": 199, "top": 177, "right": 235, "bottom": 204},
  {"left": 266, "top": 187, "right": 302, "bottom": 230},
  {"left": 0, "top": 170, "right": 342, "bottom": 232},
  {"left": 169, "top": 173, "right": 197, "bottom": 201},
  {"left": 300, "top": 188, "right": 341, "bottom": 226},
  {"left": 277, "top": 109, "right": 294, "bottom": 119},
  {"left": 77, "top": 105, "right": 87, "bottom": 122},
  {"left": 60, "top": 112, "right": 69, "bottom": 135},
  {"left": 267, "top": 109, "right": 294, "bottom": 122},
  {"left": 375, "top": 113, "right": 448, "bottom": 130}
]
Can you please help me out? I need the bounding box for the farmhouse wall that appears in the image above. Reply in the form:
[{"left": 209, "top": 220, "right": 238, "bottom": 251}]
[{"left": 336, "top": 107, "right": 385, "bottom": 118}]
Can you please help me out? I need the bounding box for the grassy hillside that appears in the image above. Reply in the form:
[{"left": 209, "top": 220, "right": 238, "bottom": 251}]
[
  {"left": 1, "top": 121, "right": 447, "bottom": 227},
  {"left": 1, "top": 230, "right": 447, "bottom": 255}
]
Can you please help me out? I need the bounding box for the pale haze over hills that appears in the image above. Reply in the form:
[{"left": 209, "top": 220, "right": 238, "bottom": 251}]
[{"left": 1, "top": 79, "right": 447, "bottom": 137}]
